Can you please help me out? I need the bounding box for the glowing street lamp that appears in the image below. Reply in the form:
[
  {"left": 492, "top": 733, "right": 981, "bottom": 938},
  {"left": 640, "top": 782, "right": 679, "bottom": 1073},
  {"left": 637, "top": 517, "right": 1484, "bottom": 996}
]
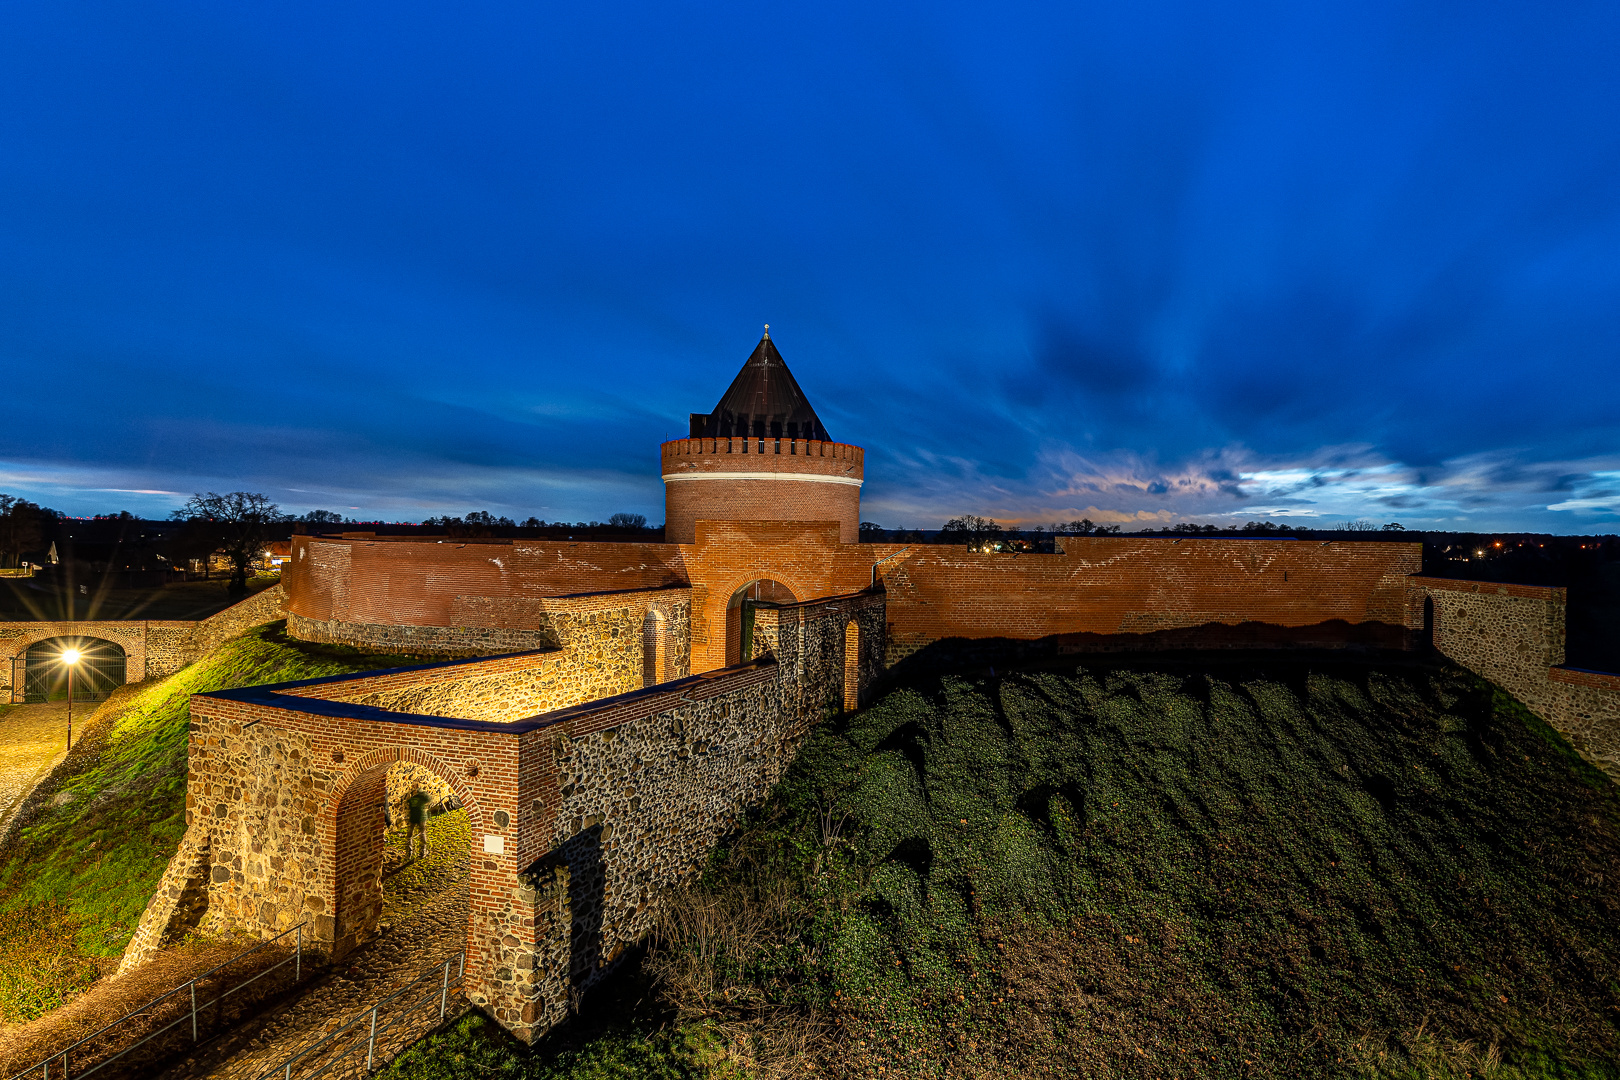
[{"left": 61, "top": 647, "right": 81, "bottom": 750}]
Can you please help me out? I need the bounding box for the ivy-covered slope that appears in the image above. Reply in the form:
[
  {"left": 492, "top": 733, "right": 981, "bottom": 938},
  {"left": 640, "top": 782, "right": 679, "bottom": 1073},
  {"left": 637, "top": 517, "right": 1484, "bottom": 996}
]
[{"left": 394, "top": 654, "right": 1620, "bottom": 1080}]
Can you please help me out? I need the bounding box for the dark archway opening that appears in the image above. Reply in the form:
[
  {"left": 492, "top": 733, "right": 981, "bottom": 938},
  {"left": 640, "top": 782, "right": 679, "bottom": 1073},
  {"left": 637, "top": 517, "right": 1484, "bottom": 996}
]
[
  {"left": 725, "top": 579, "right": 796, "bottom": 666},
  {"left": 333, "top": 761, "right": 472, "bottom": 960},
  {"left": 23, "top": 636, "right": 126, "bottom": 703}
]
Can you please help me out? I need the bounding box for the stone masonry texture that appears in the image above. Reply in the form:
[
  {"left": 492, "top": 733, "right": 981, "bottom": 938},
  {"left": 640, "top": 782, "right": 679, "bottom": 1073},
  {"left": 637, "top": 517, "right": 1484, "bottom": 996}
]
[
  {"left": 0, "top": 585, "right": 288, "bottom": 701},
  {"left": 126, "top": 589, "right": 885, "bottom": 1044},
  {"left": 1415, "top": 576, "right": 1620, "bottom": 783}
]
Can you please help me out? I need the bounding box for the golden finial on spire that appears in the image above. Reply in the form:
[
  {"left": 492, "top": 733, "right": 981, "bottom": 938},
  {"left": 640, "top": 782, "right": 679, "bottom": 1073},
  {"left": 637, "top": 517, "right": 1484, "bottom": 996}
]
[{"left": 763, "top": 323, "right": 770, "bottom": 339}]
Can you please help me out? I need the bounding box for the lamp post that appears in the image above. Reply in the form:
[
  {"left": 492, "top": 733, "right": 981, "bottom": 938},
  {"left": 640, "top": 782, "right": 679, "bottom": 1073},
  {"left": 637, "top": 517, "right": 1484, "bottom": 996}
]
[{"left": 61, "top": 648, "right": 80, "bottom": 750}]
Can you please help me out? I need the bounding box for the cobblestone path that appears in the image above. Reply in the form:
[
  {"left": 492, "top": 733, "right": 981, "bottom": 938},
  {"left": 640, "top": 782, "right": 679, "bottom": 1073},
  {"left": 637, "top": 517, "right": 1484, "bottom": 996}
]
[
  {"left": 0, "top": 703, "right": 72, "bottom": 835},
  {"left": 157, "top": 811, "right": 474, "bottom": 1080}
]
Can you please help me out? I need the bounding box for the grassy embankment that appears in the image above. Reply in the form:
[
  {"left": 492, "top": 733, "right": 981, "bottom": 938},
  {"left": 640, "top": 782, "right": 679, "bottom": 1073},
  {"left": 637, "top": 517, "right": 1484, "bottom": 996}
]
[
  {"left": 389, "top": 654, "right": 1620, "bottom": 1080},
  {"left": 0, "top": 622, "right": 418, "bottom": 1025}
]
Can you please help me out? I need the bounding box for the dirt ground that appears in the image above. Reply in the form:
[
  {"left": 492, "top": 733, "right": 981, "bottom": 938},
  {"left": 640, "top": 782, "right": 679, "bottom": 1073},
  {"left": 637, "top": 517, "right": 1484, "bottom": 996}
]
[{"left": 0, "top": 703, "right": 70, "bottom": 837}]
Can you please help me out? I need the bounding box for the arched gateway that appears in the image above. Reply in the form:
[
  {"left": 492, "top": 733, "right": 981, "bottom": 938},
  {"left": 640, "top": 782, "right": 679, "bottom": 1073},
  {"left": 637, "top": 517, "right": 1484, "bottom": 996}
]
[
  {"left": 129, "top": 591, "right": 886, "bottom": 1043},
  {"left": 326, "top": 748, "right": 481, "bottom": 956},
  {"left": 22, "top": 636, "right": 126, "bottom": 702}
]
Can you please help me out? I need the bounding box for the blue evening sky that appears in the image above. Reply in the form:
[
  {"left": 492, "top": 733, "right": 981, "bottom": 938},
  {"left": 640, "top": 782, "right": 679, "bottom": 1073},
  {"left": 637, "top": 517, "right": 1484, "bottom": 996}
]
[{"left": 2, "top": 1, "right": 1618, "bottom": 530}]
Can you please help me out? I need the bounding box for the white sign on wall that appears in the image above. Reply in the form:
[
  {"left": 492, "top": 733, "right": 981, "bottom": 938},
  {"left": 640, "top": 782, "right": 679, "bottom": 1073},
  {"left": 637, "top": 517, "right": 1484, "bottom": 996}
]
[{"left": 483, "top": 834, "right": 505, "bottom": 855}]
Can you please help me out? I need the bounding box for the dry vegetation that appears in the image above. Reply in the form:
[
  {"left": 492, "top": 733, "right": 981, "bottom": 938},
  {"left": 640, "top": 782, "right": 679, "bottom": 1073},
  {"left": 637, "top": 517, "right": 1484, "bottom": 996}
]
[{"left": 0, "top": 937, "right": 295, "bottom": 1077}]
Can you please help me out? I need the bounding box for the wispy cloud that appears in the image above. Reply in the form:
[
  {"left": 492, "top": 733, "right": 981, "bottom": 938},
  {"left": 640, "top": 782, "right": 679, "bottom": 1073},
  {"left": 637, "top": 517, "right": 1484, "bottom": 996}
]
[{"left": 863, "top": 443, "right": 1620, "bottom": 530}]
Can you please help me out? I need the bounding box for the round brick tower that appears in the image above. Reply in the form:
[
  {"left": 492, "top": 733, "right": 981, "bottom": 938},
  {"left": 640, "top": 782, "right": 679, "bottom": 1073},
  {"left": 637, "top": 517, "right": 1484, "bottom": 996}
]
[{"left": 663, "top": 329, "right": 863, "bottom": 544}]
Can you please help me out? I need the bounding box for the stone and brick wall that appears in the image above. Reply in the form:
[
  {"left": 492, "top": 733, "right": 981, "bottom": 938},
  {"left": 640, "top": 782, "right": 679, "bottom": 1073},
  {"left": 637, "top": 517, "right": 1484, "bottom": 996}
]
[
  {"left": 1, "top": 621, "right": 162, "bottom": 701},
  {"left": 661, "top": 437, "right": 864, "bottom": 544},
  {"left": 750, "top": 590, "right": 887, "bottom": 714},
  {"left": 127, "top": 588, "right": 886, "bottom": 1042},
  {"left": 290, "top": 588, "right": 691, "bottom": 708},
  {"left": 281, "top": 529, "right": 1425, "bottom": 676},
  {"left": 0, "top": 586, "right": 287, "bottom": 701},
  {"left": 1416, "top": 576, "right": 1620, "bottom": 782}
]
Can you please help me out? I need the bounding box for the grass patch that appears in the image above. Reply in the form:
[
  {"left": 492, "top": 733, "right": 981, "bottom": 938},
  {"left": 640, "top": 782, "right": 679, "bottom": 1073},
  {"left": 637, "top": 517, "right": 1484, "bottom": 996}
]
[
  {"left": 398, "top": 654, "right": 1620, "bottom": 1079},
  {"left": 0, "top": 621, "right": 418, "bottom": 1023},
  {"left": 382, "top": 994, "right": 734, "bottom": 1080}
]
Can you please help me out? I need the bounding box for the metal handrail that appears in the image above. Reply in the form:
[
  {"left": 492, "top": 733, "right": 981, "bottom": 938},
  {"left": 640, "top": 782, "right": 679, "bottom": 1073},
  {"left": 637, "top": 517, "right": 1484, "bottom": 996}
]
[
  {"left": 261, "top": 951, "right": 465, "bottom": 1080},
  {"left": 9, "top": 923, "right": 309, "bottom": 1080}
]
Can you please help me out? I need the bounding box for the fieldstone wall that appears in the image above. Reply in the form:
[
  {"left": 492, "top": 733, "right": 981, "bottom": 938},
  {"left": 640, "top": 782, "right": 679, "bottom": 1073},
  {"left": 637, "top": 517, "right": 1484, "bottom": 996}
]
[
  {"left": 0, "top": 586, "right": 287, "bottom": 699},
  {"left": 752, "top": 590, "right": 887, "bottom": 714},
  {"left": 130, "top": 587, "right": 886, "bottom": 1044},
  {"left": 187, "top": 585, "right": 289, "bottom": 660},
  {"left": 1418, "top": 576, "right": 1620, "bottom": 782},
  {"left": 288, "top": 587, "right": 691, "bottom": 675},
  {"left": 287, "top": 613, "right": 555, "bottom": 658},
  {"left": 119, "top": 836, "right": 212, "bottom": 974},
  {"left": 520, "top": 670, "right": 786, "bottom": 1023},
  {"left": 144, "top": 625, "right": 201, "bottom": 679},
  {"left": 163, "top": 711, "right": 504, "bottom": 974},
  {"left": 333, "top": 655, "right": 587, "bottom": 723}
]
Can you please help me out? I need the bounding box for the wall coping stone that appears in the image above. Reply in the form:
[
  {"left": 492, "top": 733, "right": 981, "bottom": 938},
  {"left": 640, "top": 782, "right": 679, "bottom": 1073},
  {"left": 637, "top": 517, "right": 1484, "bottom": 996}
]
[
  {"left": 201, "top": 653, "right": 780, "bottom": 736},
  {"left": 1550, "top": 666, "right": 1620, "bottom": 690},
  {"left": 1411, "top": 574, "right": 1567, "bottom": 603}
]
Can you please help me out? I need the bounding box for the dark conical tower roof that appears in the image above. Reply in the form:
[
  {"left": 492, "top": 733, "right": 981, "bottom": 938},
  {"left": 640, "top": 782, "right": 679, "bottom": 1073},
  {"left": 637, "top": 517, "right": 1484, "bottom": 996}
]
[{"left": 689, "top": 329, "right": 832, "bottom": 441}]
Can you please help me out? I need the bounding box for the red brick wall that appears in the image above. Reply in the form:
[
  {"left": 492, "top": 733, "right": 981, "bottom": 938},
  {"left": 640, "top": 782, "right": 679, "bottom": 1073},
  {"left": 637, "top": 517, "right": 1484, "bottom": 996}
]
[
  {"left": 673, "top": 528, "right": 1422, "bottom": 672},
  {"left": 283, "top": 530, "right": 1425, "bottom": 676},
  {"left": 284, "top": 537, "right": 684, "bottom": 627},
  {"left": 880, "top": 537, "right": 1423, "bottom": 663},
  {"left": 661, "top": 437, "right": 863, "bottom": 543}
]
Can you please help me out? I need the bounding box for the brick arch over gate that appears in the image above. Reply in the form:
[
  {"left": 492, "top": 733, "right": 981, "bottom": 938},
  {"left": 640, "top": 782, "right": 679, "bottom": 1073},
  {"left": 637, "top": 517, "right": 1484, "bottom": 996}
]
[
  {"left": 709, "top": 569, "right": 811, "bottom": 668},
  {"left": 176, "top": 653, "right": 573, "bottom": 1030},
  {"left": 323, "top": 746, "right": 488, "bottom": 960},
  {"left": 1, "top": 622, "right": 157, "bottom": 700}
]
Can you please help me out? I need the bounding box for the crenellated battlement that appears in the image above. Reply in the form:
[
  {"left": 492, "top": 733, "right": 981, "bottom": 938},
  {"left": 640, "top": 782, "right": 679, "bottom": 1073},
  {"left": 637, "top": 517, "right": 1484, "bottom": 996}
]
[{"left": 661, "top": 437, "right": 863, "bottom": 469}]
